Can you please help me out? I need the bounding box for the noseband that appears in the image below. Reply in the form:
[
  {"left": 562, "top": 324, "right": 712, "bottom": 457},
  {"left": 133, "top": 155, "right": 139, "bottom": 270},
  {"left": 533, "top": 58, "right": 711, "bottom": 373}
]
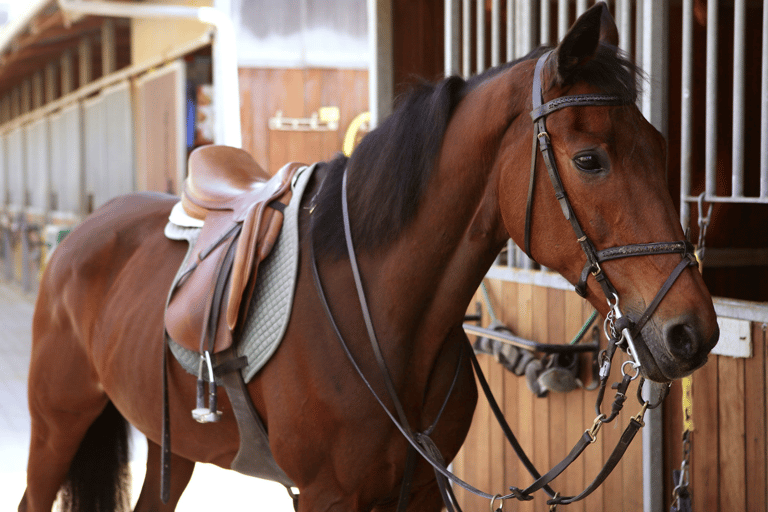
[{"left": 524, "top": 51, "right": 697, "bottom": 373}]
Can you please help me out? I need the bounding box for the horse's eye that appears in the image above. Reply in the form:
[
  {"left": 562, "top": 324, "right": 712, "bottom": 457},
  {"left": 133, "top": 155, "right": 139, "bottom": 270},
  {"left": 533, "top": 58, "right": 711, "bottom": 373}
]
[{"left": 573, "top": 153, "right": 604, "bottom": 173}]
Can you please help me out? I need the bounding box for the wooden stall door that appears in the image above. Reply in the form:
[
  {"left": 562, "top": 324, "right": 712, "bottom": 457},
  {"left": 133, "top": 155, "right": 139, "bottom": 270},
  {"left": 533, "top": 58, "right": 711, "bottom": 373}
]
[{"left": 239, "top": 68, "right": 368, "bottom": 175}]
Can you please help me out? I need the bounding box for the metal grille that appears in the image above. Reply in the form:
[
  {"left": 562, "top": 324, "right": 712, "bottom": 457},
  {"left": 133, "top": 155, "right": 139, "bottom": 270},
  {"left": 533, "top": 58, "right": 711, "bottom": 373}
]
[
  {"left": 679, "top": 0, "right": 768, "bottom": 230},
  {"left": 444, "top": 0, "right": 655, "bottom": 271}
]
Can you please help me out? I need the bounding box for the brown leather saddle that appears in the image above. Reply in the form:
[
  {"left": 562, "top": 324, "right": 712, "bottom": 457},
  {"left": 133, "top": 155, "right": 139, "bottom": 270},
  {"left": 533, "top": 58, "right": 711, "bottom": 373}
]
[{"left": 165, "top": 145, "right": 303, "bottom": 356}]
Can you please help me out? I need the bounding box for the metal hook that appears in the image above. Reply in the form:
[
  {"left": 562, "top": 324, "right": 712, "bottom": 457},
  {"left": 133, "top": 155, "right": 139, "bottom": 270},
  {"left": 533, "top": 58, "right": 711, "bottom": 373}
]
[{"left": 696, "top": 192, "right": 713, "bottom": 255}]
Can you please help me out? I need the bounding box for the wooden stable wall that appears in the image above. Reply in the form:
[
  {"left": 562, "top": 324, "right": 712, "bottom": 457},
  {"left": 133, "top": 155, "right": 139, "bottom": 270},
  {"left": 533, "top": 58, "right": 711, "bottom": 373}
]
[
  {"left": 455, "top": 278, "right": 768, "bottom": 511},
  {"left": 454, "top": 279, "right": 644, "bottom": 511},
  {"left": 664, "top": 323, "right": 768, "bottom": 512},
  {"left": 238, "top": 68, "right": 368, "bottom": 175}
]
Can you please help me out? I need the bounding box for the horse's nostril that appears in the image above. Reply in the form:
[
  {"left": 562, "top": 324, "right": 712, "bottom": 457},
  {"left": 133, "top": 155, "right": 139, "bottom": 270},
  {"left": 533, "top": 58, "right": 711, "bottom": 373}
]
[{"left": 665, "top": 322, "right": 700, "bottom": 359}]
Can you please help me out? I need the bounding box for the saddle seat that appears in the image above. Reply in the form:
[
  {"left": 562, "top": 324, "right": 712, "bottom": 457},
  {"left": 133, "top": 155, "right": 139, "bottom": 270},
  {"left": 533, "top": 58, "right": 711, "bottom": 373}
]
[
  {"left": 166, "top": 145, "right": 303, "bottom": 355},
  {"left": 181, "top": 145, "right": 274, "bottom": 222}
]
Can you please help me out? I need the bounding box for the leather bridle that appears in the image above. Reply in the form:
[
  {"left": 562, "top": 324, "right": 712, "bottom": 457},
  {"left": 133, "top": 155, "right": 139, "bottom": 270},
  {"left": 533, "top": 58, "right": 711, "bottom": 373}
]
[
  {"left": 307, "top": 51, "right": 696, "bottom": 511},
  {"left": 525, "top": 51, "right": 697, "bottom": 373}
]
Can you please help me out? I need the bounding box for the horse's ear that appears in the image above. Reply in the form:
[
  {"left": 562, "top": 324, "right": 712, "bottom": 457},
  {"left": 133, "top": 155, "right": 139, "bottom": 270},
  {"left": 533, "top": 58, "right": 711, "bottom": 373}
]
[{"left": 553, "top": 2, "right": 618, "bottom": 83}]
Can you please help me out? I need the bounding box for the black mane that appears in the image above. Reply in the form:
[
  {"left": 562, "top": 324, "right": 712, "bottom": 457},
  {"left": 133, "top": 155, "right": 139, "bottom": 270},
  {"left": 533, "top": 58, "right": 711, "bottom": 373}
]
[{"left": 310, "top": 44, "right": 640, "bottom": 260}]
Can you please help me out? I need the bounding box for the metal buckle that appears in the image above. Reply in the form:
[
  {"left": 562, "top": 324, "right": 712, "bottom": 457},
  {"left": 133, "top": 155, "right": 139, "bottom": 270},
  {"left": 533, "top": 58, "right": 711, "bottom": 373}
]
[
  {"left": 632, "top": 402, "right": 649, "bottom": 427},
  {"left": 586, "top": 413, "right": 606, "bottom": 442}
]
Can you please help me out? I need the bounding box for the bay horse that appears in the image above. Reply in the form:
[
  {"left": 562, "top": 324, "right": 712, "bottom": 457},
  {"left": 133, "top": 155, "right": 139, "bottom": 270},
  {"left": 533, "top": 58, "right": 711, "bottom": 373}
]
[{"left": 20, "top": 4, "right": 718, "bottom": 511}]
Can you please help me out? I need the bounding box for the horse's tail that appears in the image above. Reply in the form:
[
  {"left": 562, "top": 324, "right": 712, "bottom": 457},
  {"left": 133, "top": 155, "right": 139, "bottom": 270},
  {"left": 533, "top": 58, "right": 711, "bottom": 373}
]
[{"left": 59, "top": 401, "right": 131, "bottom": 512}]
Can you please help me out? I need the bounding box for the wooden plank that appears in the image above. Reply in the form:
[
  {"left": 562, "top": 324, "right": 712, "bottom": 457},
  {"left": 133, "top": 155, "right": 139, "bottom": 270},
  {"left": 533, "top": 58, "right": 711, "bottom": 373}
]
[
  {"left": 515, "top": 282, "right": 535, "bottom": 512},
  {"left": 622, "top": 380, "right": 644, "bottom": 512},
  {"left": 531, "top": 285, "right": 550, "bottom": 504},
  {"left": 599, "top": 347, "right": 623, "bottom": 507},
  {"left": 718, "top": 356, "right": 746, "bottom": 512},
  {"left": 691, "top": 354, "right": 720, "bottom": 509},
  {"left": 744, "top": 322, "right": 766, "bottom": 512},
  {"left": 582, "top": 299, "right": 604, "bottom": 512},
  {"left": 546, "top": 288, "right": 568, "bottom": 499},
  {"left": 501, "top": 281, "right": 520, "bottom": 497},
  {"left": 484, "top": 280, "right": 506, "bottom": 495},
  {"left": 662, "top": 372, "right": 684, "bottom": 505},
  {"left": 561, "top": 292, "right": 586, "bottom": 512}
]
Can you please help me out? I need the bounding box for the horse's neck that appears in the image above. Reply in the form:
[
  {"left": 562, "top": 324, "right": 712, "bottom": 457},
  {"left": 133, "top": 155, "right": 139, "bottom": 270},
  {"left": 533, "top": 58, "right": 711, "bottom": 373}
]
[{"left": 380, "top": 72, "right": 527, "bottom": 333}]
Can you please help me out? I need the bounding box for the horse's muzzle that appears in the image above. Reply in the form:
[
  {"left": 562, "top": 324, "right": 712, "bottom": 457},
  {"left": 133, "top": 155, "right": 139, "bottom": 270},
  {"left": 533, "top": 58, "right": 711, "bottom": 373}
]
[{"left": 641, "top": 315, "right": 720, "bottom": 382}]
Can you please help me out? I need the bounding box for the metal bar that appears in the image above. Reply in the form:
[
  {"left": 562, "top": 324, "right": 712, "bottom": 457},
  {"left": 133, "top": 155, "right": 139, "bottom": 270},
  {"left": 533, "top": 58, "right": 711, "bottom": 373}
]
[
  {"left": 445, "top": 0, "right": 460, "bottom": 76},
  {"left": 463, "top": 324, "right": 599, "bottom": 353},
  {"left": 558, "top": 0, "right": 569, "bottom": 41},
  {"left": 506, "top": 239, "right": 515, "bottom": 268},
  {"left": 641, "top": 0, "right": 669, "bottom": 136},
  {"left": 463, "top": 0, "right": 471, "bottom": 76},
  {"left": 368, "top": 0, "right": 393, "bottom": 127},
  {"left": 576, "top": 0, "right": 587, "bottom": 16},
  {"left": 682, "top": 194, "right": 768, "bottom": 204},
  {"left": 540, "top": 0, "right": 550, "bottom": 46},
  {"left": 705, "top": 0, "right": 718, "bottom": 197},
  {"left": 761, "top": 0, "right": 768, "bottom": 198},
  {"left": 517, "top": 0, "right": 533, "bottom": 56},
  {"left": 617, "top": 0, "right": 632, "bottom": 54},
  {"left": 680, "top": 0, "right": 694, "bottom": 228},
  {"left": 477, "top": 0, "right": 486, "bottom": 73},
  {"left": 491, "top": 0, "right": 500, "bottom": 66},
  {"left": 506, "top": 0, "right": 514, "bottom": 59},
  {"left": 635, "top": 0, "right": 644, "bottom": 74},
  {"left": 732, "top": 0, "right": 746, "bottom": 197}
]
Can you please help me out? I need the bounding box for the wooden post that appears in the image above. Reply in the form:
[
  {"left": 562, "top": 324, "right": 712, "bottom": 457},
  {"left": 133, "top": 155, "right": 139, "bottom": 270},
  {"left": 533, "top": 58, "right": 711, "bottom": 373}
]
[
  {"left": 32, "top": 71, "right": 43, "bottom": 110},
  {"left": 45, "top": 62, "right": 57, "bottom": 104},
  {"left": 61, "top": 49, "right": 74, "bottom": 96},
  {"left": 79, "top": 36, "right": 92, "bottom": 87},
  {"left": 101, "top": 19, "right": 116, "bottom": 76}
]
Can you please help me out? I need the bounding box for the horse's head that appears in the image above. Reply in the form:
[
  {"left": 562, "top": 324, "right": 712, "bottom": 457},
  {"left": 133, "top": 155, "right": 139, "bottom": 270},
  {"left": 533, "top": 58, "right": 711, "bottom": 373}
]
[{"left": 497, "top": 3, "right": 719, "bottom": 382}]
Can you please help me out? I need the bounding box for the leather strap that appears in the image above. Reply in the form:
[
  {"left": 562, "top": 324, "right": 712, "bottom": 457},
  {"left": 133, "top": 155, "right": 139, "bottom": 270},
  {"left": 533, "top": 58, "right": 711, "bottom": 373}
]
[
  {"left": 631, "top": 253, "right": 697, "bottom": 338},
  {"left": 340, "top": 172, "right": 413, "bottom": 435},
  {"left": 161, "top": 339, "right": 171, "bottom": 503},
  {"left": 310, "top": 169, "right": 651, "bottom": 507},
  {"left": 549, "top": 417, "right": 644, "bottom": 506}
]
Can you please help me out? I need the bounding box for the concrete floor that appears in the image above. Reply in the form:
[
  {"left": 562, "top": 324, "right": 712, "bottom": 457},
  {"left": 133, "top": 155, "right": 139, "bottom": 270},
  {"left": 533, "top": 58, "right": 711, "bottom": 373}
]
[{"left": 0, "top": 283, "right": 294, "bottom": 511}]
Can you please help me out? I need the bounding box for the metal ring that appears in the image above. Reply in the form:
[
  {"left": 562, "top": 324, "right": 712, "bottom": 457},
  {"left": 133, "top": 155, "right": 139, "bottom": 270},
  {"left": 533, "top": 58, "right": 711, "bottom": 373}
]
[
  {"left": 490, "top": 494, "right": 503, "bottom": 512},
  {"left": 621, "top": 359, "right": 641, "bottom": 381}
]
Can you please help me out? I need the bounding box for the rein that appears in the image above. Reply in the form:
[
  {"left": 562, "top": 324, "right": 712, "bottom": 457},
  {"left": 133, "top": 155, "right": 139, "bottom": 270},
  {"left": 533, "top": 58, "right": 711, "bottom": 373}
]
[
  {"left": 309, "top": 171, "right": 667, "bottom": 510},
  {"left": 307, "top": 51, "right": 697, "bottom": 510}
]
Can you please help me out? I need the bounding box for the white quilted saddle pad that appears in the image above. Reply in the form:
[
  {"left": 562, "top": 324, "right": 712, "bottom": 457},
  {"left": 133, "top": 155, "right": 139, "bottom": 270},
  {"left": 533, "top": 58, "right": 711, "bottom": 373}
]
[{"left": 166, "top": 163, "right": 316, "bottom": 382}]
